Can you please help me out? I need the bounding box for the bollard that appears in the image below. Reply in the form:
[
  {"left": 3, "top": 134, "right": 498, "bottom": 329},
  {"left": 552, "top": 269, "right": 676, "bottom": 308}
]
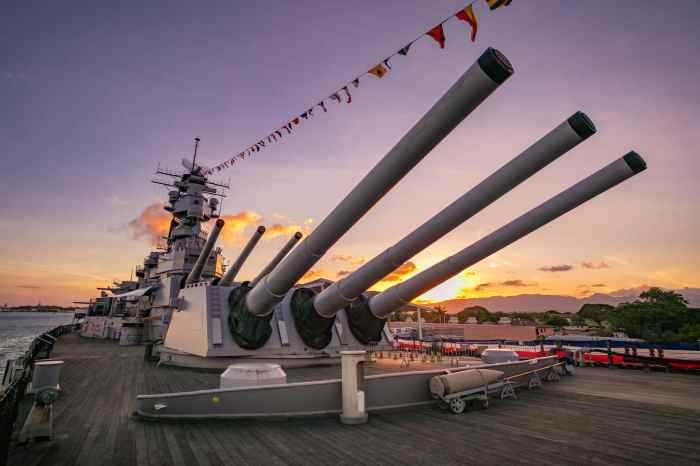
[{"left": 340, "top": 351, "right": 368, "bottom": 425}]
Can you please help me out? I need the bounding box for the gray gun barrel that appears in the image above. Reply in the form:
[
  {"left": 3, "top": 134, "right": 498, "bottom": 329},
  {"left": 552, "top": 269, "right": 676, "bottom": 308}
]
[
  {"left": 244, "top": 47, "right": 514, "bottom": 316},
  {"left": 368, "top": 152, "right": 647, "bottom": 318},
  {"left": 185, "top": 218, "right": 225, "bottom": 286},
  {"left": 249, "top": 232, "right": 303, "bottom": 288},
  {"left": 313, "top": 112, "right": 596, "bottom": 318},
  {"left": 219, "top": 226, "right": 266, "bottom": 286}
]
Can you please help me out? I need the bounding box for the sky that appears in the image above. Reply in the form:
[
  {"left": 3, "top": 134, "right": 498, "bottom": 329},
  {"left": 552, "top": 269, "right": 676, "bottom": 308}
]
[{"left": 2, "top": 0, "right": 699, "bottom": 307}]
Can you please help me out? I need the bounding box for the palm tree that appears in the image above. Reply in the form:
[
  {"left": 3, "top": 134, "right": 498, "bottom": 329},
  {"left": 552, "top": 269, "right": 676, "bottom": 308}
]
[{"left": 433, "top": 305, "right": 447, "bottom": 324}]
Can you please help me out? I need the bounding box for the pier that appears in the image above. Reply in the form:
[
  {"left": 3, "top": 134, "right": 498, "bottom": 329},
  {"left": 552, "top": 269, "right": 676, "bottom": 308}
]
[{"left": 6, "top": 334, "right": 700, "bottom": 466}]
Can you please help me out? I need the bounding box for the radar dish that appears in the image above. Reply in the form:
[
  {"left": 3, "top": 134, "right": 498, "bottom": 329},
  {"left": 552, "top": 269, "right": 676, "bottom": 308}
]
[{"left": 181, "top": 157, "right": 210, "bottom": 174}]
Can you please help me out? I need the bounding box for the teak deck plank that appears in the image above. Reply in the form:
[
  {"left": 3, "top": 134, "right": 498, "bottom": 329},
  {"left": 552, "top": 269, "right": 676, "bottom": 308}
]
[{"left": 8, "top": 334, "right": 700, "bottom": 466}]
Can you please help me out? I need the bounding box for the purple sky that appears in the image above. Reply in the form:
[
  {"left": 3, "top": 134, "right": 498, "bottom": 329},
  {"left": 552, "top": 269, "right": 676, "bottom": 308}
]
[{"left": 2, "top": 0, "right": 699, "bottom": 305}]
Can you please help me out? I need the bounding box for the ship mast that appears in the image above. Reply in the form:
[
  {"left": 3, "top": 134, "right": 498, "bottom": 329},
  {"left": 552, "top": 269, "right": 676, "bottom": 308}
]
[{"left": 191, "top": 137, "right": 200, "bottom": 174}]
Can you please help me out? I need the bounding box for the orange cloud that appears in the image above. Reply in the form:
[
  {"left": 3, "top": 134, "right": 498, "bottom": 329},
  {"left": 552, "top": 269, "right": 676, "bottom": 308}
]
[
  {"left": 539, "top": 264, "right": 574, "bottom": 272},
  {"left": 128, "top": 203, "right": 171, "bottom": 246},
  {"left": 301, "top": 269, "right": 332, "bottom": 282},
  {"left": 474, "top": 280, "right": 537, "bottom": 291},
  {"left": 413, "top": 298, "right": 435, "bottom": 305},
  {"left": 457, "top": 279, "right": 538, "bottom": 296},
  {"left": 264, "top": 218, "right": 313, "bottom": 241},
  {"left": 379, "top": 261, "right": 417, "bottom": 283},
  {"left": 219, "top": 211, "right": 263, "bottom": 245},
  {"left": 221, "top": 212, "right": 312, "bottom": 244},
  {"left": 266, "top": 223, "right": 304, "bottom": 240},
  {"left": 128, "top": 204, "right": 313, "bottom": 247}
]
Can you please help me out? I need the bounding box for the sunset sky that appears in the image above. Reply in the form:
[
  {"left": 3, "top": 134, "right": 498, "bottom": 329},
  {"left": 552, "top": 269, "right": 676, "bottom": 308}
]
[{"left": 2, "top": 1, "right": 699, "bottom": 306}]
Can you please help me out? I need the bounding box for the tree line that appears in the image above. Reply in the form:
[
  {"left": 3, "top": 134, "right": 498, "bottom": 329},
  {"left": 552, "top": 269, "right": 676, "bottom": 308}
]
[{"left": 392, "top": 288, "right": 700, "bottom": 343}]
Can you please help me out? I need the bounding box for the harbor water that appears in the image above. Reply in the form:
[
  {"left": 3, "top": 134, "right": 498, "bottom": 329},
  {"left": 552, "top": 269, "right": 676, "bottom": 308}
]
[{"left": 0, "top": 311, "right": 74, "bottom": 381}]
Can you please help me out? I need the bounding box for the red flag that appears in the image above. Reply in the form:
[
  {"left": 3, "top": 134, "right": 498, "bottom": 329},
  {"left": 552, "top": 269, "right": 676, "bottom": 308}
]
[
  {"left": 426, "top": 24, "right": 446, "bottom": 49},
  {"left": 456, "top": 5, "right": 478, "bottom": 42},
  {"left": 293, "top": 117, "right": 300, "bottom": 125}
]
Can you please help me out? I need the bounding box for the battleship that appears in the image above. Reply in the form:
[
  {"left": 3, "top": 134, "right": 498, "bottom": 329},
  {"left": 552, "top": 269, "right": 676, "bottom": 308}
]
[
  {"left": 8, "top": 45, "right": 700, "bottom": 466},
  {"left": 77, "top": 48, "right": 644, "bottom": 372}
]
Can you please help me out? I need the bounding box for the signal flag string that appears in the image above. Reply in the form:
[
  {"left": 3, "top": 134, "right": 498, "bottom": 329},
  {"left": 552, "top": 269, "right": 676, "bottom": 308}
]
[{"left": 206, "top": 0, "right": 512, "bottom": 175}]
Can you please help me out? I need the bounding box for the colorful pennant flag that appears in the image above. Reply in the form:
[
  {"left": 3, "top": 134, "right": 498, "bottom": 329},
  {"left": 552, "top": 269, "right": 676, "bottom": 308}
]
[
  {"left": 341, "top": 86, "right": 352, "bottom": 103},
  {"left": 368, "top": 63, "right": 388, "bottom": 78},
  {"left": 456, "top": 5, "right": 478, "bottom": 41},
  {"left": 397, "top": 43, "right": 412, "bottom": 56},
  {"left": 426, "top": 24, "right": 446, "bottom": 49},
  {"left": 486, "top": 0, "right": 511, "bottom": 10},
  {"left": 206, "top": 1, "right": 512, "bottom": 175}
]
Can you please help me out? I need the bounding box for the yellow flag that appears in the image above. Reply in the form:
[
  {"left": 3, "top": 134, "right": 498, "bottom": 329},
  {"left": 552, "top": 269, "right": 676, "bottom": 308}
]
[{"left": 368, "top": 63, "right": 388, "bottom": 78}]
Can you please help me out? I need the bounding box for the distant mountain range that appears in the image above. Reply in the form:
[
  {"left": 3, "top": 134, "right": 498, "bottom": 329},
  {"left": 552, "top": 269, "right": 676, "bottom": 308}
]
[{"left": 434, "top": 287, "right": 700, "bottom": 314}]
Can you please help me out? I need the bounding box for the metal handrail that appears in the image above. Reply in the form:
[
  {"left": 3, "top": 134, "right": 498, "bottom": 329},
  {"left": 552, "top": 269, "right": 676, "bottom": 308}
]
[{"left": 0, "top": 323, "right": 80, "bottom": 466}]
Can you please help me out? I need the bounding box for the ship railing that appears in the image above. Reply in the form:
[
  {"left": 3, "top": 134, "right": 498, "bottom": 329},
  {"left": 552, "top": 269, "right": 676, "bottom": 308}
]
[{"left": 0, "top": 323, "right": 81, "bottom": 466}]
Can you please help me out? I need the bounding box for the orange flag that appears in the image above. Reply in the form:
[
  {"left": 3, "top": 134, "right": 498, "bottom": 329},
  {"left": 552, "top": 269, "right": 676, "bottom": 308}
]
[
  {"left": 456, "top": 5, "right": 478, "bottom": 42},
  {"left": 368, "top": 63, "right": 388, "bottom": 78},
  {"left": 426, "top": 24, "right": 446, "bottom": 49}
]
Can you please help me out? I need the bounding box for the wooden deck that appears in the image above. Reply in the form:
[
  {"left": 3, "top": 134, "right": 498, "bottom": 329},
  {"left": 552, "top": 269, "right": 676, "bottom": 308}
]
[{"left": 8, "top": 334, "right": 700, "bottom": 466}]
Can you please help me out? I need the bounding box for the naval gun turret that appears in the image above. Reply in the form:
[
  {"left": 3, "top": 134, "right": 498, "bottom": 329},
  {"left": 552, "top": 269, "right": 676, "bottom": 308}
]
[
  {"left": 292, "top": 111, "right": 597, "bottom": 347},
  {"left": 341, "top": 151, "right": 646, "bottom": 343},
  {"left": 158, "top": 46, "right": 647, "bottom": 369},
  {"left": 224, "top": 47, "right": 514, "bottom": 350}
]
